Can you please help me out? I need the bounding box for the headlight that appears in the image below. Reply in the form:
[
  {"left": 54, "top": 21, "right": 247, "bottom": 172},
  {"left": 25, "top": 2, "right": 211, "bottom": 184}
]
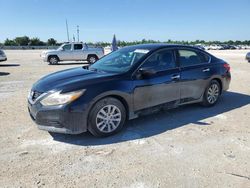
[
  {"left": 41, "top": 52, "right": 47, "bottom": 56},
  {"left": 40, "top": 89, "right": 86, "bottom": 106}
]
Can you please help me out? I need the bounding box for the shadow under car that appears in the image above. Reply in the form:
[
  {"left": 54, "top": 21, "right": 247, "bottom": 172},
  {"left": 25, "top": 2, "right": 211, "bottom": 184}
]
[{"left": 50, "top": 91, "right": 250, "bottom": 146}]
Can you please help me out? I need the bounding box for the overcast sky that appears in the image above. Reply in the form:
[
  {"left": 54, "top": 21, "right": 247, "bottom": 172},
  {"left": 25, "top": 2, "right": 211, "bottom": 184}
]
[{"left": 0, "top": 0, "right": 250, "bottom": 43}]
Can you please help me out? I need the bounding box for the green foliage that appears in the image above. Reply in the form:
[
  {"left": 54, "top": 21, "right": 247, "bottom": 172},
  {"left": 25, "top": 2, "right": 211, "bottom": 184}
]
[
  {"left": 92, "top": 39, "right": 250, "bottom": 47},
  {"left": 47, "top": 38, "right": 57, "bottom": 46},
  {"left": 1, "top": 36, "right": 250, "bottom": 47},
  {"left": 30, "top": 38, "right": 45, "bottom": 46},
  {"left": 4, "top": 38, "right": 17, "bottom": 46},
  {"left": 14, "top": 36, "right": 30, "bottom": 46}
]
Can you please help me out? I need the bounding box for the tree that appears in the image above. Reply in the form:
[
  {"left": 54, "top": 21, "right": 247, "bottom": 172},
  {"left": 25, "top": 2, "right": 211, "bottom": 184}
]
[
  {"left": 47, "top": 38, "right": 57, "bottom": 46},
  {"left": 29, "top": 37, "right": 45, "bottom": 46},
  {"left": 14, "top": 36, "right": 30, "bottom": 46},
  {"left": 4, "top": 38, "right": 17, "bottom": 46}
]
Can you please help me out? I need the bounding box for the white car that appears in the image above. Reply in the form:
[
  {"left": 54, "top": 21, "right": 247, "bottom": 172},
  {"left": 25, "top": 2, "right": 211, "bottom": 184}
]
[
  {"left": 0, "top": 49, "right": 7, "bottom": 62},
  {"left": 246, "top": 52, "right": 250, "bottom": 62},
  {"left": 208, "top": 45, "right": 224, "bottom": 50},
  {"left": 41, "top": 42, "right": 104, "bottom": 65}
]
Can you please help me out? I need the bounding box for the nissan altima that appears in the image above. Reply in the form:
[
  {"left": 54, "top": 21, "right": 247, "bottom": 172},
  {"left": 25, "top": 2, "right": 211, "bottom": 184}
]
[{"left": 28, "top": 44, "right": 231, "bottom": 137}]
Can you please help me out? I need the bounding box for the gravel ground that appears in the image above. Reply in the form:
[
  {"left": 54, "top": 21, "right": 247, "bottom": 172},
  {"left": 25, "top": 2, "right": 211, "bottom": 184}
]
[{"left": 0, "top": 50, "right": 250, "bottom": 188}]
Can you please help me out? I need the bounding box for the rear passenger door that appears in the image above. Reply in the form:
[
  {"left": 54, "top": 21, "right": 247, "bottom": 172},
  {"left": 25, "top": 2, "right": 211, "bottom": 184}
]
[
  {"left": 177, "top": 49, "right": 212, "bottom": 102},
  {"left": 73, "top": 44, "right": 84, "bottom": 60}
]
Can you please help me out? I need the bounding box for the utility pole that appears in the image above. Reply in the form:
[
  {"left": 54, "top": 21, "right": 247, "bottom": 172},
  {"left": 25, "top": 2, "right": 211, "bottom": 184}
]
[
  {"left": 66, "top": 19, "right": 70, "bottom": 42},
  {"left": 77, "top": 25, "right": 79, "bottom": 42}
]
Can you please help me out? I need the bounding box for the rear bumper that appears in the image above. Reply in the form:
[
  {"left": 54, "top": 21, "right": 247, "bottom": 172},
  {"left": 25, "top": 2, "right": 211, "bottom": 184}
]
[
  {"left": 222, "top": 72, "right": 231, "bottom": 91},
  {"left": 28, "top": 100, "right": 88, "bottom": 134}
]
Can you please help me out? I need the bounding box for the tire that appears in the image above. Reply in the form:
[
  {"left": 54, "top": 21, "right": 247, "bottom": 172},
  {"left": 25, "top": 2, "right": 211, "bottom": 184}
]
[
  {"left": 87, "top": 55, "right": 98, "bottom": 64},
  {"left": 202, "top": 80, "right": 221, "bottom": 107},
  {"left": 48, "top": 56, "right": 59, "bottom": 65},
  {"left": 88, "top": 97, "right": 126, "bottom": 137}
]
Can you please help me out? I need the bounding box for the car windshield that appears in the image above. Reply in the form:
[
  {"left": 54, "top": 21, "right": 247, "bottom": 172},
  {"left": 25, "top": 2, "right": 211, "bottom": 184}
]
[{"left": 89, "top": 46, "right": 150, "bottom": 73}]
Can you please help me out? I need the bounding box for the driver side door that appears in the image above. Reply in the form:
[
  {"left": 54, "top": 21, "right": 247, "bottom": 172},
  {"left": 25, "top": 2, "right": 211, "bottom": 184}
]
[
  {"left": 133, "top": 49, "right": 181, "bottom": 111},
  {"left": 58, "top": 43, "right": 73, "bottom": 60}
]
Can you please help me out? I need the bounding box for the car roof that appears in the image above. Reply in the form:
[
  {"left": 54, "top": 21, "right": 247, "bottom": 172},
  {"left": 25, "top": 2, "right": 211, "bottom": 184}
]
[{"left": 126, "top": 43, "right": 201, "bottom": 51}]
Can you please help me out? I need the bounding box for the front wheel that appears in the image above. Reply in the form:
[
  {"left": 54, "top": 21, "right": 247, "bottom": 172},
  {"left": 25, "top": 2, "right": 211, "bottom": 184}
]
[
  {"left": 48, "top": 56, "right": 59, "bottom": 65},
  {"left": 88, "top": 97, "right": 126, "bottom": 137},
  {"left": 202, "top": 80, "right": 221, "bottom": 107}
]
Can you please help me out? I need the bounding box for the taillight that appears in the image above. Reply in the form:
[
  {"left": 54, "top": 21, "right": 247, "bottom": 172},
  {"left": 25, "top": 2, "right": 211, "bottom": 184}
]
[{"left": 223, "top": 63, "right": 230, "bottom": 72}]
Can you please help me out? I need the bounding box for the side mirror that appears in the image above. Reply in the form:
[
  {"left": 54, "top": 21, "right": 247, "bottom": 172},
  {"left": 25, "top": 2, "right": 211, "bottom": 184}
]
[
  {"left": 138, "top": 67, "right": 156, "bottom": 77},
  {"left": 59, "top": 48, "right": 64, "bottom": 51}
]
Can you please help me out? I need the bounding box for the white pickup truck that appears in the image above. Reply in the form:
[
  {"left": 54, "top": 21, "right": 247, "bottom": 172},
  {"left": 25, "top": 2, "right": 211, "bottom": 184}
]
[{"left": 41, "top": 42, "right": 104, "bottom": 65}]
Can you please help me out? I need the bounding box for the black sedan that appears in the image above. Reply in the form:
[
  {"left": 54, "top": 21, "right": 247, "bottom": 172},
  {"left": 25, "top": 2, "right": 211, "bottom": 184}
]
[{"left": 28, "top": 44, "right": 231, "bottom": 137}]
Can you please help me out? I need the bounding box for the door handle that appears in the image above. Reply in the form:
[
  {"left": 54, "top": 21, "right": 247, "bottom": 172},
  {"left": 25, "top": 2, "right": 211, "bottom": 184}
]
[
  {"left": 171, "top": 75, "right": 180, "bottom": 80},
  {"left": 203, "top": 68, "right": 210, "bottom": 72}
]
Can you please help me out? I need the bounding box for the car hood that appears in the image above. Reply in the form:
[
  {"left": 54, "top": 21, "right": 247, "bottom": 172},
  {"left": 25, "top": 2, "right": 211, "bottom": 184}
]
[
  {"left": 32, "top": 67, "right": 116, "bottom": 92},
  {"left": 42, "top": 49, "right": 58, "bottom": 54}
]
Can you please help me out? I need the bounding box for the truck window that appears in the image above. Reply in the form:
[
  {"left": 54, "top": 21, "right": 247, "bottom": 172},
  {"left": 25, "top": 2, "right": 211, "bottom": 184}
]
[
  {"left": 74, "top": 44, "right": 83, "bottom": 50},
  {"left": 62, "top": 44, "right": 72, "bottom": 51}
]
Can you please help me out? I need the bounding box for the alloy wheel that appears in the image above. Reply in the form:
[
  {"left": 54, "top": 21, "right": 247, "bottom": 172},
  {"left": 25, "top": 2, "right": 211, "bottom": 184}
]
[
  {"left": 207, "top": 84, "right": 219, "bottom": 104},
  {"left": 89, "top": 57, "right": 97, "bottom": 64},
  {"left": 95, "top": 105, "right": 122, "bottom": 133},
  {"left": 50, "top": 57, "right": 58, "bottom": 64}
]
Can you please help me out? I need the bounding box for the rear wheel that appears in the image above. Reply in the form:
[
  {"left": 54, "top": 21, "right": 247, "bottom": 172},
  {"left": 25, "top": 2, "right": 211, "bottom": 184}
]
[
  {"left": 87, "top": 55, "right": 98, "bottom": 64},
  {"left": 48, "top": 56, "right": 59, "bottom": 65},
  {"left": 88, "top": 97, "right": 126, "bottom": 137},
  {"left": 202, "top": 80, "right": 221, "bottom": 107}
]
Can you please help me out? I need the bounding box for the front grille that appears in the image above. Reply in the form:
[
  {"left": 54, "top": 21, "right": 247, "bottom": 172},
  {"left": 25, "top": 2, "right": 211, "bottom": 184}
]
[{"left": 31, "top": 91, "right": 43, "bottom": 101}]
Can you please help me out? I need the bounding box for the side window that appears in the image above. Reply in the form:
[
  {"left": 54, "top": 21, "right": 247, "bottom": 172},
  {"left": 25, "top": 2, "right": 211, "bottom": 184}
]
[
  {"left": 198, "top": 52, "right": 210, "bottom": 63},
  {"left": 178, "top": 50, "right": 209, "bottom": 67},
  {"left": 62, "top": 44, "right": 72, "bottom": 51},
  {"left": 74, "top": 44, "right": 83, "bottom": 50},
  {"left": 141, "top": 50, "right": 176, "bottom": 71}
]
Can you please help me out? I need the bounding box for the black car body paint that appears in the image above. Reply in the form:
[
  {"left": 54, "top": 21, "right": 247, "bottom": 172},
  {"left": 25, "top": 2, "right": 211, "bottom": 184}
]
[{"left": 28, "top": 44, "right": 231, "bottom": 134}]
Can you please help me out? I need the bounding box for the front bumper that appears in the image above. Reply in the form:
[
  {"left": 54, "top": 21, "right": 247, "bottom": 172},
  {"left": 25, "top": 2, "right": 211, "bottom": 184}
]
[
  {"left": 246, "top": 56, "right": 250, "bottom": 62},
  {"left": 28, "top": 100, "right": 88, "bottom": 134},
  {"left": 40, "top": 54, "right": 48, "bottom": 62},
  {"left": 0, "top": 57, "right": 7, "bottom": 62}
]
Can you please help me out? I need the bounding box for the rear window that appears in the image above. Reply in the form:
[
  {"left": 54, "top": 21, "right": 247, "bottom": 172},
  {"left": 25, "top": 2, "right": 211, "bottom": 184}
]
[
  {"left": 141, "top": 49, "right": 176, "bottom": 71},
  {"left": 74, "top": 44, "right": 83, "bottom": 50},
  {"left": 198, "top": 52, "right": 210, "bottom": 63},
  {"left": 178, "top": 50, "right": 210, "bottom": 67}
]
